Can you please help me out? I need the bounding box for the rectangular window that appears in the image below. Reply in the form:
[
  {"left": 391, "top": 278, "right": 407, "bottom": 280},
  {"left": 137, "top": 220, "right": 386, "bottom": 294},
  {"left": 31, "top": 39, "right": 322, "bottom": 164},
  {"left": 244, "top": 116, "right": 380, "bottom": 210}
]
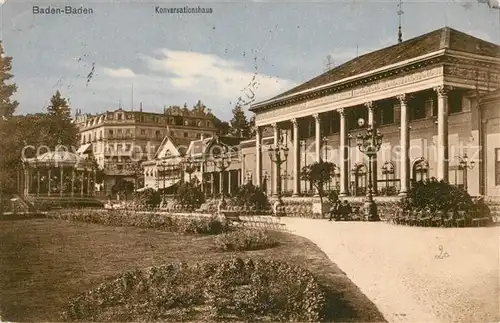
[
  {"left": 109, "top": 129, "right": 114, "bottom": 137},
  {"left": 410, "top": 99, "right": 426, "bottom": 121},
  {"left": 379, "top": 104, "right": 395, "bottom": 125},
  {"left": 141, "top": 129, "right": 145, "bottom": 135},
  {"left": 448, "top": 91, "right": 463, "bottom": 114},
  {"left": 496, "top": 149, "right": 500, "bottom": 186},
  {"left": 155, "top": 130, "right": 161, "bottom": 138}
]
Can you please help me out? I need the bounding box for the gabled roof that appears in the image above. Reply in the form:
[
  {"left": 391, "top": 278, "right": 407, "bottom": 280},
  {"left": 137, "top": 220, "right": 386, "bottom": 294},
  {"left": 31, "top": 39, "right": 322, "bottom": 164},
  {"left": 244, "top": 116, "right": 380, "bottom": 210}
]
[
  {"left": 154, "top": 134, "right": 192, "bottom": 159},
  {"left": 251, "top": 27, "right": 500, "bottom": 110},
  {"left": 186, "top": 135, "right": 244, "bottom": 156}
]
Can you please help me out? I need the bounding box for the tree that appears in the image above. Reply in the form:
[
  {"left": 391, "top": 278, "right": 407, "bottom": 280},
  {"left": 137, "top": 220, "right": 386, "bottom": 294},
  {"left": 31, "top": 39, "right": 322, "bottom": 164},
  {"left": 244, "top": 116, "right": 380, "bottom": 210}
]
[
  {"left": 133, "top": 188, "right": 161, "bottom": 209},
  {"left": 249, "top": 115, "right": 256, "bottom": 137},
  {"left": 175, "top": 179, "right": 205, "bottom": 209},
  {"left": 230, "top": 105, "right": 250, "bottom": 138},
  {"left": 234, "top": 182, "right": 269, "bottom": 210},
  {"left": 0, "top": 41, "right": 18, "bottom": 117},
  {"left": 210, "top": 115, "right": 230, "bottom": 136},
  {"left": 300, "top": 162, "right": 336, "bottom": 204},
  {"left": 46, "top": 91, "right": 78, "bottom": 147}
]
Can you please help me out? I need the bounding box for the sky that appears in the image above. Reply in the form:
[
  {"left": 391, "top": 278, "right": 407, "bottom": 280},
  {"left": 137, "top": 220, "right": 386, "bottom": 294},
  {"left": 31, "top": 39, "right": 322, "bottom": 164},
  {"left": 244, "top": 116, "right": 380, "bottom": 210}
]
[{"left": 0, "top": 0, "right": 499, "bottom": 121}]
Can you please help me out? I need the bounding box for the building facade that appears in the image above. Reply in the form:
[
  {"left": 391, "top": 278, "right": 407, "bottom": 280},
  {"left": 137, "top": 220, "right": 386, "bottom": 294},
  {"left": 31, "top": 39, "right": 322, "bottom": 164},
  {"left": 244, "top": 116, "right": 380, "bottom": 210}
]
[
  {"left": 244, "top": 27, "right": 500, "bottom": 198},
  {"left": 75, "top": 106, "right": 217, "bottom": 195}
]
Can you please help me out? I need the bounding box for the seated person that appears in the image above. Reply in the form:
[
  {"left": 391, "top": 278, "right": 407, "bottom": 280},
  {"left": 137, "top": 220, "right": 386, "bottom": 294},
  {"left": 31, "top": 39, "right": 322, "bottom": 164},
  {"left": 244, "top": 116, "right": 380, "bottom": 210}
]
[{"left": 339, "top": 200, "right": 352, "bottom": 220}]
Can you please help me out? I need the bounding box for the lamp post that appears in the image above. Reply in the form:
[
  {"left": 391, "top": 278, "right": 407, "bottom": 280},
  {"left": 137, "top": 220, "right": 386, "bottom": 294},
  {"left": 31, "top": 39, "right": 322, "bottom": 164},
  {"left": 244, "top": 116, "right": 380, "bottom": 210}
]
[
  {"left": 300, "top": 140, "right": 307, "bottom": 194},
  {"left": 160, "top": 160, "right": 168, "bottom": 201},
  {"left": 213, "top": 149, "right": 231, "bottom": 203},
  {"left": 183, "top": 156, "right": 197, "bottom": 182},
  {"left": 268, "top": 138, "right": 289, "bottom": 205},
  {"left": 322, "top": 136, "right": 329, "bottom": 161},
  {"left": 355, "top": 119, "right": 383, "bottom": 221},
  {"left": 458, "top": 153, "right": 475, "bottom": 192},
  {"left": 263, "top": 171, "right": 269, "bottom": 195}
]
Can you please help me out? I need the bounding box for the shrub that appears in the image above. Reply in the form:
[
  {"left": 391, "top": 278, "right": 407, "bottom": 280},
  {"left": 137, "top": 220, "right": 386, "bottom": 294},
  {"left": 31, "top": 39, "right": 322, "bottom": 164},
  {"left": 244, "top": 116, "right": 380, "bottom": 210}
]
[
  {"left": 47, "top": 210, "right": 228, "bottom": 235},
  {"left": 214, "top": 229, "right": 278, "bottom": 251},
  {"left": 62, "top": 258, "right": 326, "bottom": 322},
  {"left": 400, "top": 177, "right": 474, "bottom": 213},
  {"left": 133, "top": 188, "right": 161, "bottom": 209},
  {"left": 233, "top": 183, "right": 269, "bottom": 210},
  {"left": 174, "top": 180, "right": 205, "bottom": 209}
]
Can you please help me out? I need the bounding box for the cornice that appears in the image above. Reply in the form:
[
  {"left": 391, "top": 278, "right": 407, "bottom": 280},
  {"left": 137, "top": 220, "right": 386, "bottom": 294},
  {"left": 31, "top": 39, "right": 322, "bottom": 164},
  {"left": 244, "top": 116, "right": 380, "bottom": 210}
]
[{"left": 250, "top": 49, "right": 446, "bottom": 112}]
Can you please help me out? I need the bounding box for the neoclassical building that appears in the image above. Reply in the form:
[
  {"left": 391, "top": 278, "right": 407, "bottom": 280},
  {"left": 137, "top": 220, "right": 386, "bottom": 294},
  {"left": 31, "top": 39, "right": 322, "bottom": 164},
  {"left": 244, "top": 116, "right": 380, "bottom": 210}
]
[{"left": 245, "top": 27, "right": 500, "bottom": 198}]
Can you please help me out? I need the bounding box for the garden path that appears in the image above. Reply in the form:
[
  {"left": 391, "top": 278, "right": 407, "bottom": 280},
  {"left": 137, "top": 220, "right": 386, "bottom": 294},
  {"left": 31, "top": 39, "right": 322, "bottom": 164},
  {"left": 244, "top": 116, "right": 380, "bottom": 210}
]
[{"left": 281, "top": 218, "right": 499, "bottom": 322}]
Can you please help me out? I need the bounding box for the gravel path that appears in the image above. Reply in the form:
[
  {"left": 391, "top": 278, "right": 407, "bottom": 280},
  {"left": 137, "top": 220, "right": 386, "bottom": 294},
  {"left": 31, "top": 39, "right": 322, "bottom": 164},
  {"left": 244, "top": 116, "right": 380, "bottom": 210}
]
[{"left": 281, "top": 218, "right": 499, "bottom": 322}]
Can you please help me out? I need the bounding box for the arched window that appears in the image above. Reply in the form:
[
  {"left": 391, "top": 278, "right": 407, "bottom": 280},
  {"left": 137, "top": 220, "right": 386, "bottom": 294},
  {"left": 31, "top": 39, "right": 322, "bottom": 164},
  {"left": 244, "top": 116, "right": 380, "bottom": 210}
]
[
  {"left": 381, "top": 161, "right": 396, "bottom": 195},
  {"left": 412, "top": 158, "right": 429, "bottom": 183},
  {"left": 351, "top": 163, "right": 367, "bottom": 196}
]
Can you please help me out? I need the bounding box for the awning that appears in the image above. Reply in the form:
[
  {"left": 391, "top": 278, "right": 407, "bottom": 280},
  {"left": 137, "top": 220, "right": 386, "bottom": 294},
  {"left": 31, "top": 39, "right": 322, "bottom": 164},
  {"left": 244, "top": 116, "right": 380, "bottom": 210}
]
[
  {"left": 76, "top": 143, "right": 92, "bottom": 154},
  {"left": 157, "top": 179, "right": 180, "bottom": 190}
]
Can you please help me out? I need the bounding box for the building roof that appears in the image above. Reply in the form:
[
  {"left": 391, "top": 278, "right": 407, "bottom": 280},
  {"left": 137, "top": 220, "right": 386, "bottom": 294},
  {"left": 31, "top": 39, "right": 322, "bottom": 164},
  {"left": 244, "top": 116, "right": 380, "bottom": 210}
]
[
  {"left": 154, "top": 134, "right": 192, "bottom": 159},
  {"left": 251, "top": 27, "right": 500, "bottom": 110},
  {"left": 186, "top": 135, "right": 244, "bottom": 156},
  {"left": 24, "top": 151, "right": 92, "bottom": 168}
]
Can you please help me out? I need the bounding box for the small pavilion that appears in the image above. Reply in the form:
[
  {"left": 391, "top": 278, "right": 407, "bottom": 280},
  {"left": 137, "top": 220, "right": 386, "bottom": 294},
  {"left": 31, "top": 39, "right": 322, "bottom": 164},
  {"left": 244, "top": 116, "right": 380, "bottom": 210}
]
[{"left": 22, "top": 151, "right": 95, "bottom": 197}]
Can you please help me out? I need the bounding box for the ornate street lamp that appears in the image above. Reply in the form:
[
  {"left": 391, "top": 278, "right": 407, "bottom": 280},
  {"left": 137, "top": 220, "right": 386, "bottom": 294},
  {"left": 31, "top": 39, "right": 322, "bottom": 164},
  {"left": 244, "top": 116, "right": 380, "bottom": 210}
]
[
  {"left": 183, "top": 156, "right": 197, "bottom": 182},
  {"left": 213, "top": 148, "right": 231, "bottom": 203},
  {"left": 268, "top": 137, "right": 289, "bottom": 205},
  {"left": 458, "top": 153, "right": 474, "bottom": 192},
  {"left": 355, "top": 119, "right": 383, "bottom": 221},
  {"left": 300, "top": 140, "right": 307, "bottom": 193},
  {"left": 160, "top": 160, "right": 168, "bottom": 201}
]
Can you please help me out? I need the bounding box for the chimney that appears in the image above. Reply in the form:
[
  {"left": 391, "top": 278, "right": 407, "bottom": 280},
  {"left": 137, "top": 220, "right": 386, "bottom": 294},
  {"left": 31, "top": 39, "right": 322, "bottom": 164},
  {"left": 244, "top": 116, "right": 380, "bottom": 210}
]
[
  {"left": 200, "top": 134, "right": 204, "bottom": 141},
  {"left": 140, "top": 102, "right": 143, "bottom": 112}
]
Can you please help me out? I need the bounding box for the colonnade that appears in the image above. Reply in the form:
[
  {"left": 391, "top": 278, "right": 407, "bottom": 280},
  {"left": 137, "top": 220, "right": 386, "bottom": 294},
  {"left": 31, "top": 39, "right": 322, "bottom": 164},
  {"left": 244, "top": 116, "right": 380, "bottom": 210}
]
[
  {"left": 254, "top": 86, "right": 451, "bottom": 197},
  {"left": 23, "top": 165, "right": 96, "bottom": 197}
]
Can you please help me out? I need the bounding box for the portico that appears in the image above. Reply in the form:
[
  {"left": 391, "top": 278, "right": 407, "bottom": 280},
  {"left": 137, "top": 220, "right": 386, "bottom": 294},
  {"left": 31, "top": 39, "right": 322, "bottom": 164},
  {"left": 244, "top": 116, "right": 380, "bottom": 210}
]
[{"left": 249, "top": 27, "right": 500, "bottom": 197}]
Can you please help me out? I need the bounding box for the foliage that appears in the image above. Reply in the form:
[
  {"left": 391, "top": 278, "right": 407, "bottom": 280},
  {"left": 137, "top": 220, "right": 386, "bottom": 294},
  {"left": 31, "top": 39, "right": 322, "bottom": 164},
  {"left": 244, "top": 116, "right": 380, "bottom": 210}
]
[
  {"left": 0, "top": 41, "right": 18, "bottom": 117},
  {"left": 133, "top": 188, "right": 161, "bottom": 208},
  {"left": 400, "top": 177, "right": 474, "bottom": 213},
  {"left": 214, "top": 229, "right": 278, "bottom": 251},
  {"left": 48, "top": 210, "right": 229, "bottom": 235},
  {"left": 45, "top": 91, "right": 79, "bottom": 148},
  {"left": 233, "top": 182, "right": 269, "bottom": 210},
  {"left": 62, "top": 258, "right": 326, "bottom": 322},
  {"left": 209, "top": 114, "right": 230, "bottom": 136},
  {"left": 175, "top": 180, "right": 205, "bottom": 209},
  {"left": 300, "top": 162, "right": 336, "bottom": 204},
  {"left": 230, "top": 105, "right": 251, "bottom": 138},
  {"left": 327, "top": 190, "right": 339, "bottom": 204},
  {"left": 111, "top": 179, "right": 134, "bottom": 197}
]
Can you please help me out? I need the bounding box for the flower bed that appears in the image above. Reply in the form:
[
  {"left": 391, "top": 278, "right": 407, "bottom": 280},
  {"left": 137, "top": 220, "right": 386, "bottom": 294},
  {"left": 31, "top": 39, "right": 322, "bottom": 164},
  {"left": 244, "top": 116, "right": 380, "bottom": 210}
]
[
  {"left": 62, "top": 258, "right": 326, "bottom": 322},
  {"left": 214, "top": 229, "right": 278, "bottom": 251},
  {"left": 47, "top": 210, "right": 229, "bottom": 235}
]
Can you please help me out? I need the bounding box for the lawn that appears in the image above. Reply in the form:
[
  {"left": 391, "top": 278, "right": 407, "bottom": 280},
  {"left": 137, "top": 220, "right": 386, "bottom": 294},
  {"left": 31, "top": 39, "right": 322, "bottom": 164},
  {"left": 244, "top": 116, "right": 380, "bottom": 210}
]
[{"left": 0, "top": 218, "right": 385, "bottom": 322}]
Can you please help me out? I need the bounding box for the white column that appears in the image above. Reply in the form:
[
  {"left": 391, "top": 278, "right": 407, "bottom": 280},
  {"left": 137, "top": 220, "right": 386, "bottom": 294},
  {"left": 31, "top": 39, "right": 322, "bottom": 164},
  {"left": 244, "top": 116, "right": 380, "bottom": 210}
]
[
  {"left": 339, "top": 108, "right": 349, "bottom": 196},
  {"left": 272, "top": 123, "right": 279, "bottom": 197},
  {"left": 241, "top": 153, "right": 245, "bottom": 185},
  {"left": 228, "top": 170, "right": 232, "bottom": 195},
  {"left": 398, "top": 94, "right": 410, "bottom": 196},
  {"left": 291, "top": 118, "right": 300, "bottom": 196},
  {"left": 219, "top": 171, "right": 223, "bottom": 195},
  {"left": 365, "top": 101, "right": 378, "bottom": 194},
  {"left": 434, "top": 85, "right": 450, "bottom": 182},
  {"left": 313, "top": 114, "right": 321, "bottom": 163},
  {"left": 210, "top": 172, "right": 214, "bottom": 195},
  {"left": 255, "top": 127, "right": 262, "bottom": 187}
]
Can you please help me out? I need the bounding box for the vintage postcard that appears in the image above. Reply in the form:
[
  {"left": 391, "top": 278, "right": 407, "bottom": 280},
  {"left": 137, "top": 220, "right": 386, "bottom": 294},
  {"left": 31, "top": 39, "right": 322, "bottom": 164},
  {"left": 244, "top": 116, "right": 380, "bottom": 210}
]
[{"left": 0, "top": 0, "right": 499, "bottom": 322}]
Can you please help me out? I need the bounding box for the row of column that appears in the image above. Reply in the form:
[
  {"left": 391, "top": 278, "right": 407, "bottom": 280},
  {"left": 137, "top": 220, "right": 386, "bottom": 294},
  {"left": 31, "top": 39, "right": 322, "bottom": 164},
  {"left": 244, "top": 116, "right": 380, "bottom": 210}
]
[
  {"left": 206, "top": 170, "right": 241, "bottom": 196},
  {"left": 254, "top": 85, "right": 451, "bottom": 196},
  {"left": 24, "top": 166, "right": 96, "bottom": 197}
]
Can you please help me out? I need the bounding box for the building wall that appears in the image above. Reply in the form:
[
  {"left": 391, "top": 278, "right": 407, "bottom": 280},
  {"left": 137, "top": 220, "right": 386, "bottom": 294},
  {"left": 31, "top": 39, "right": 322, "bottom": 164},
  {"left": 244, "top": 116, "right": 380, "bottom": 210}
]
[{"left": 239, "top": 93, "right": 500, "bottom": 197}]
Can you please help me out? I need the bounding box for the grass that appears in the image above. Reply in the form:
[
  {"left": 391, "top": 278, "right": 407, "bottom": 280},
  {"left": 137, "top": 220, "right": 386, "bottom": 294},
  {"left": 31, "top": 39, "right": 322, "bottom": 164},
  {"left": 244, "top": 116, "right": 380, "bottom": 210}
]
[{"left": 0, "top": 218, "right": 385, "bottom": 322}]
